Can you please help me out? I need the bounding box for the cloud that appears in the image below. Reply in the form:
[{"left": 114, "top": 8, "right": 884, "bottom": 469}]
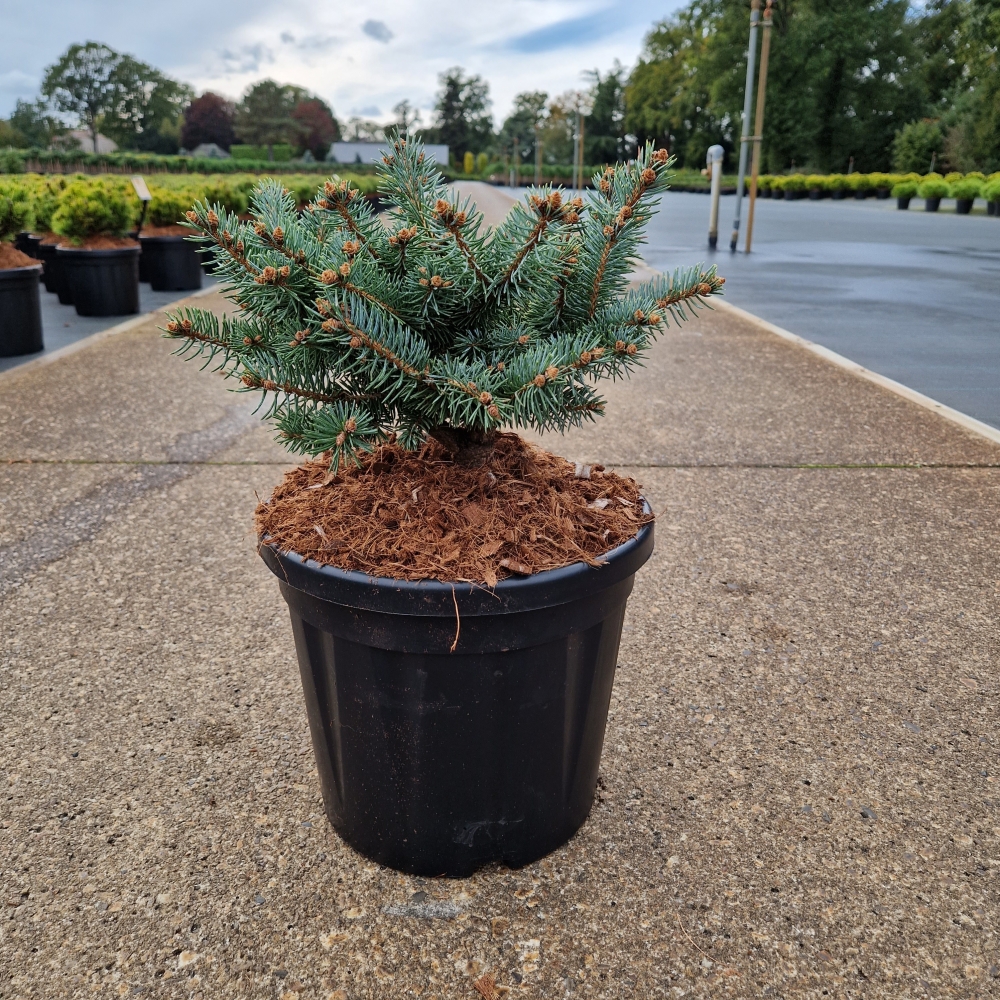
[
  {"left": 362, "top": 19, "right": 393, "bottom": 44},
  {"left": 280, "top": 31, "right": 295, "bottom": 44},
  {"left": 351, "top": 104, "right": 382, "bottom": 117},
  {"left": 219, "top": 42, "right": 273, "bottom": 73}
]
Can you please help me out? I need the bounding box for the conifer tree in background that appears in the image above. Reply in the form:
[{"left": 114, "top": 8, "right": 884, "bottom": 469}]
[{"left": 165, "top": 136, "right": 724, "bottom": 469}]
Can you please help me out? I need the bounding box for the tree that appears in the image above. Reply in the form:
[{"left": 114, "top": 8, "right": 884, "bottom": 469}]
[
  {"left": 40, "top": 42, "right": 189, "bottom": 154},
  {"left": 499, "top": 91, "right": 548, "bottom": 165},
  {"left": 892, "top": 119, "right": 944, "bottom": 171},
  {"left": 344, "top": 117, "right": 384, "bottom": 142},
  {"left": 234, "top": 80, "right": 303, "bottom": 160},
  {"left": 41, "top": 42, "right": 125, "bottom": 152},
  {"left": 7, "top": 99, "right": 67, "bottom": 148},
  {"left": 166, "top": 136, "right": 724, "bottom": 473},
  {"left": 181, "top": 92, "right": 235, "bottom": 151},
  {"left": 292, "top": 98, "right": 340, "bottom": 159},
  {"left": 424, "top": 68, "right": 493, "bottom": 161},
  {"left": 392, "top": 100, "right": 422, "bottom": 134},
  {"left": 584, "top": 65, "right": 628, "bottom": 164}
]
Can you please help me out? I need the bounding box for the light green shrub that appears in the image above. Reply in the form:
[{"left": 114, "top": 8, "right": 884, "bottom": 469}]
[
  {"left": 951, "top": 178, "right": 982, "bottom": 200},
  {"left": 805, "top": 174, "right": 827, "bottom": 191},
  {"left": 51, "top": 178, "right": 138, "bottom": 242},
  {"left": 891, "top": 181, "right": 917, "bottom": 198},
  {"left": 146, "top": 184, "right": 198, "bottom": 227},
  {"left": 943, "top": 171, "right": 964, "bottom": 185},
  {"left": 918, "top": 178, "right": 950, "bottom": 199},
  {"left": 0, "top": 178, "right": 35, "bottom": 240}
]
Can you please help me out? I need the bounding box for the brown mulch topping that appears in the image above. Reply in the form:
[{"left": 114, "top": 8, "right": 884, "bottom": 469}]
[
  {"left": 56, "top": 235, "right": 139, "bottom": 250},
  {"left": 255, "top": 433, "right": 652, "bottom": 585},
  {"left": 0, "top": 243, "right": 38, "bottom": 269},
  {"left": 139, "top": 224, "right": 191, "bottom": 237}
]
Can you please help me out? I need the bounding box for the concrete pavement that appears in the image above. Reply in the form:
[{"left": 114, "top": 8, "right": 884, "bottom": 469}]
[{"left": 1, "top": 200, "right": 999, "bottom": 999}]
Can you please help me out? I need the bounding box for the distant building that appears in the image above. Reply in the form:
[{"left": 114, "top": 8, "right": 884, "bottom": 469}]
[
  {"left": 328, "top": 141, "right": 449, "bottom": 166},
  {"left": 65, "top": 130, "right": 118, "bottom": 153},
  {"left": 191, "top": 143, "right": 230, "bottom": 159}
]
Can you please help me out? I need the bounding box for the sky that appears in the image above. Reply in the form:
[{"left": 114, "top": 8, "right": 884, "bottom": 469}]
[{"left": 0, "top": 0, "right": 682, "bottom": 126}]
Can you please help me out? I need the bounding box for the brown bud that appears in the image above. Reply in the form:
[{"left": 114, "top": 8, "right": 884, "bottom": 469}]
[
  {"left": 478, "top": 392, "right": 493, "bottom": 405},
  {"left": 592, "top": 347, "right": 605, "bottom": 358},
  {"left": 634, "top": 309, "right": 646, "bottom": 322},
  {"left": 185, "top": 211, "right": 198, "bottom": 223},
  {"left": 418, "top": 277, "right": 429, "bottom": 286},
  {"left": 698, "top": 283, "right": 712, "bottom": 295},
  {"left": 533, "top": 374, "right": 546, "bottom": 388},
  {"left": 626, "top": 344, "right": 637, "bottom": 355},
  {"left": 263, "top": 379, "right": 279, "bottom": 391},
  {"left": 517, "top": 334, "right": 530, "bottom": 345},
  {"left": 236, "top": 240, "right": 244, "bottom": 253},
  {"left": 649, "top": 313, "right": 662, "bottom": 324},
  {"left": 549, "top": 191, "right": 562, "bottom": 208},
  {"left": 599, "top": 180, "right": 611, "bottom": 194},
  {"left": 339, "top": 262, "right": 351, "bottom": 276},
  {"left": 455, "top": 211, "right": 467, "bottom": 225},
  {"left": 434, "top": 199, "right": 450, "bottom": 215},
  {"left": 342, "top": 240, "right": 360, "bottom": 255},
  {"left": 615, "top": 339, "right": 626, "bottom": 352},
  {"left": 279, "top": 265, "right": 290, "bottom": 278},
  {"left": 243, "top": 336, "right": 252, "bottom": 345},
  {"left": 496, "top": 361, "right": 505, "bottom": 372},
  {"left": 579, "top": 351, "right": 592, "bottom": 365},
  {"left": 165, "top": 320, "right": 179, "bottom": 333},
  {"left": 321, "top": 319, "right": 338, "bottom": 332},
  {"left": 652, "top": 148, "right": 669, "bottom": 164},
  {"left": 320, "top": 269, "right": 337, "bottom": 284},
  {"left": 349, "top": 336, "right": 362, "bottom": 349},
  {"left": 272, "top": 226, "right": 283, "bottom": 243},
  {"left": 240, "top": 373, "right": 256, "bottom": 387},
  {"left": 619, "top": 205, "right": 633, "bottom": 221},
  {"left": 317, "top": 198, "right": 330, "bottom": 209},
  {"left": 261, "top": 266, "right": 277, "bottom": 282},
  {"left": 563, "top": 211, "right": 579, "bottom": 224},
  {"left": 487, "top": 405, "right": 500, "bottom": 419},
  {"left": 181, "top": 319, "right": 192, "bottom": 332},
  {"left": 641, "top": 168, "right": 656, "bottom": 184},
  {"left": 544, "top": 366, "right": 559, "bottom": 381},
  {"left": 253, "top": 221, "right": 266, "bottom": 235},
  {"left": 206, "top": 210, "right": 219, "bottom": 227},
  {"left": 603, "top": 225, "right": 614, "bottom": 237},
  {"left": 344, "top": 417, "right": 357, "bottom": 433},
  {"left": 335, "top": 431, "right": 347, "bottom": 446},
  {"left": 430, "top": 274, "right": 444, "bottom": 288}
]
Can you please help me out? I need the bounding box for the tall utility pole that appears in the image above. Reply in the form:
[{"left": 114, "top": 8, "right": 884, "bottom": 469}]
[
  {"left": 534, "top": 125, "right": 542, "bottom": 185},
  {"left": 578, "top": 112, "right": 586, "bottom": 190},
  {"left": 729, "top": 0, "right": 762, "bottom": 252},
  {"left": 744, "top": 0, "right": 773, "bottom": 254},
  {"left": 706, "top": 145, "right": 725, "bottom": 250}
]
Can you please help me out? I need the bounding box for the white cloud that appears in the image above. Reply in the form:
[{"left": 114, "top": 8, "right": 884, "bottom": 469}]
[{"left": 362, "top": 20, "right": 394, "bottom": 44}]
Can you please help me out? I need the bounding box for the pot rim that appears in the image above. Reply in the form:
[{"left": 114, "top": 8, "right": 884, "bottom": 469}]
[
  {"left": 260, "top": 499, "right": 655, "bottom": 617},
  {"left": 0, "top": 263, "right": 43, "bottom": 280},
  {"left": 55, "top": 244, "right": 140, "bottom": 257},
  {"left": 138, "top": 233, "right": 194, "bottom": 243}
]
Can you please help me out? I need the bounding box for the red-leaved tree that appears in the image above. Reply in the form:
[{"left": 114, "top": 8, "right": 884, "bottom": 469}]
[
  {"left": 291, "top": 97, "right": 340, "bottom": 159},
  {"left": 181, "top": 92, "right": 235, "bottom": 151}
]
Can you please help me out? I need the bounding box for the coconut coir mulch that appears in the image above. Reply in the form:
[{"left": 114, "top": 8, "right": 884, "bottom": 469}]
[
  {"left": 255, "top": 433, "right": 652, "bottom": 586},
  {"left": 0, "top": 243, "right": 37, "bottom": 269}
]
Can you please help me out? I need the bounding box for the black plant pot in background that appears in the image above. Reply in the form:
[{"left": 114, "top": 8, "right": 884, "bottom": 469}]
[
  {"left": 759, "top": 188, "right": 772, "bottom": 198},
  {"left": 897, "top": 196, "right": 911, "bottom": 210},
  {"left": 139, "top": 235, "right": 202, "bottom": 291},
  {"left": 14, "top": 232, "right": 33, "bottom": 256},
  {"left": 25, "top": 234, "right": 42, "bottom": 258},
  {"left": 925, "top": 197, "right": 941, "bottom": 212},
  {"left": 831, "top": 190, "right": 846, "bottom": 200},
  {"left": 0, "top": 265, "right": 44, "bottom": 357},
  {"left": 259, "top": 515, "right": 655, "bottom": 877},
  {"left": 955, "top": 198, "right": 973, "bottom": 215},
  {"left": 772, "top": 189, "right": 785, "bottom": 199},
  {"left": 57, "top": 245, "right": 140, "bottom": 317},
  {"left": 200, "top": 248, "right": 220, "bottom": 274},
  {"left": 35, "top": 242, "right": 73, "bottom": 304},
  {"left": 854, "top": 190, "right": 868, "bottom": 200},
  {"left": 808, "top": 189, "right": 822, "bottom": 200},
  {"left": 988, "top": 201, "right": 996, "bottom": 216},
  {"left": 875, "top": 188, "right": 890, "bottom": 200}
]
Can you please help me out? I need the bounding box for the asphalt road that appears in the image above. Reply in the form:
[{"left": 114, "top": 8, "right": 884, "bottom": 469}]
[{"left": 641, "top": 191, "right": 1000, "bottom": 430}]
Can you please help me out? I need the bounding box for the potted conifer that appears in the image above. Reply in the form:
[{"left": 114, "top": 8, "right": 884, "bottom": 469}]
[
  {"left": 53, "top": 179, "right": 140, "bottom": 316},
  {"left": 0, "top": 180, "right": 44, "bottom": 357},
  {"left": 139, "top": 185, "right": 203, "bottom": 291},
  {"left": 166, "top": 137, "right": 724, "bottom": 876}
]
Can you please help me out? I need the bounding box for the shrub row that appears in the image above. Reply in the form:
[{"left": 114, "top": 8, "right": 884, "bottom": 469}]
[
  {"left": 758, "top": 170, "right": 1000, "bottom": 205},
  {"left": 0, "top": 172, "right": 382, "bottom": 242}
]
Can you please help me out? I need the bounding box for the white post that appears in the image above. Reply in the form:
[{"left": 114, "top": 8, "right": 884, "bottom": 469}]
[
  {"left": 729, "top": 0, "right": 761, "bottom": 252},
  {"left": 706, "top": 145, "right": 724, "bottom": 250}
]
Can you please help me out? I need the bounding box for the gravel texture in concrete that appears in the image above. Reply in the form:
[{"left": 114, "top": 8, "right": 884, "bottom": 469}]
[{"left": 2, "top": 238, "right": 999, "bottom": 999}]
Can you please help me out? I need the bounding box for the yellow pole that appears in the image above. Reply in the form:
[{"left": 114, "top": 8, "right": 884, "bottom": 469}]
[{"left": 745, "top": 0, "right": 773, "bottom": 254}]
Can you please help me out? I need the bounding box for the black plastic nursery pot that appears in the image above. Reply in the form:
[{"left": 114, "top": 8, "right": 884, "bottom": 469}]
[
  {"left": 955, "top": 198, "right": 973, "bottom": 215},
  {"left": 831, "top": 189, "right": 846, "bottom": 200},
  {"left": 808, "top": 189, "right": 822, "bottom": 200},
  {"left": 14, "top": 232, "right": 33, "bottom": 256},
  {"left": 853, "top": 189, "right": 869, "bottom": 199},
  {"left": 139, "top": 235, "right": 203, "bottom": 291},
  {"left": 897, "top": 196, "right": 911, "bottom": 210},
  {"left": 772, "top": 189, "right": 785, "bottom": 199},
  {"left": 988, "top": 201, "right": 996, "bottom": 217},
  {"left": 259, "top": 512, "right": 654, "bottom": 877},
  {"left": 58, "top": 245, "right": 140, "bottom": 317},
  {"left": 875, "top": 188, "right": 890, "bottom": 200},
  {"left": 36, "top": 241, "right": 73, "bottom": 303},
  {"left": 0, "top": 264, "right": 44, "bottom": 357},
  {"left": 925, "top": 197, "right": 941, "bottom": 212},
  {"left": 24, "top": 233, "right": 42, "bottom": 258}
]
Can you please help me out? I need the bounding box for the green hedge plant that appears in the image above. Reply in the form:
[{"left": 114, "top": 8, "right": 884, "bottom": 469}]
[
  {"left": 891, "top": 181, "right": 917, "bottom": 198},
  {"left": 918, "top": 178, "right": 950, "bottom": 200},
  {"left": 951, "top": 178, "right": 982, "bottom": 201},
  {"left": 0, "top": 179, "right": 35, "bottom": 242}
]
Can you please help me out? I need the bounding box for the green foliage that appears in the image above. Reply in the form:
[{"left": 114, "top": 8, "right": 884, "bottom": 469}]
[
  {"left": 146, "top": 185, "right": 196, "bottom": 227},
  {"left": 0, "top": 179, "right": 35, "bottom": 241},
  {"left": 234, "top": 81, "right": 305, "bottom": 157},
  {"left": 891, "top": 180, "right": 918, "bottom": 197},
  {"left": 892, "top": 120, "right": 944, "bottom": 172},
  {"left": 918, "top": 177, "right": 950, "bottom": 198},
  {"left": 950, "top": 177, "right": 983, "bottom": 199},
  {"left": 421, "top": 68, "right": 493, "bottom": 159},
  {"left": 51, "top": 178, "right": 138, "bottom": 242},
  {"left": 805, "top": 174, "right": 827, "bottom": 191},
  {"left": 165, "top": 136, "right": 723, "bottom": 470},
  {"left": 231, "top": 144, "right": 294, "bottom": 162},
  {"left": 984, "top": 178, "right": 1000, "bottom": 202}
]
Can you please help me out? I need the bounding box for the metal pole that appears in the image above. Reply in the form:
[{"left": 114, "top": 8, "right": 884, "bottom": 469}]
[
  {"left": 513, "top": 136, "right": 519, "bottom": 188},
  {"left": 534, "top": 125, "right": 542, "bottom": 185},
  {"left": 729, "top": 0, "right": 761, "bottom": 252},
  {"left": 573, "top": 111, "right": 581, "bottom": 193},
  {"left": 579, "top": 111, "right": 585, "bottom": 191},
  {"left": 707, "top": 145, "right": 724, "bottom": 250},
  {"left": 745, "top": 0, "right": 773, "bottom": 254}
]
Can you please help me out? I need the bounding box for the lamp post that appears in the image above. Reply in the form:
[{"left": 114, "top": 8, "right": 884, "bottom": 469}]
[
  {"left": 729, "top": 0, "right": 761, "bottom": 252},
  {"left": 706, "top": 145, "right": 724, "bottom": 250},
  {"left": 744, "top": 0, "right": 773, "bottom": 254}
]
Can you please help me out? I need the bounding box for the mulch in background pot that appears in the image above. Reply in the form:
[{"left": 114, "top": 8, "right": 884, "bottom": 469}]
[
  {"left": 58, "top": 244, "right": 140, "bottom": 317},
  {"left": 0, "top": 257, "right": 44, "bottom": 357},
  {"left": 139, "top": 234, "right": 203, "bottom": 291},
  {"left": 259, "top": 508, "right": 654, "bottom": 877}
]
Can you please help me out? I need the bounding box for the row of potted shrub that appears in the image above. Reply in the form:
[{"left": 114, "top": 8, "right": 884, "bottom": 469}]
[
  {"left": 757, "top": 170, "right": 1000, "bottom": 214},
  {"left": 1, "top": 172, "right": 381, "bottom": 357}
]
